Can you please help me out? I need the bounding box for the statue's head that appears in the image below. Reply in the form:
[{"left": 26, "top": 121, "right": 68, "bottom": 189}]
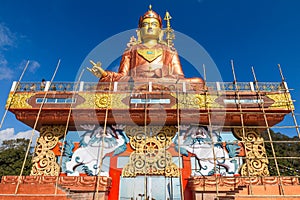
[
  {"left": 138, "top": 5, "right": 162, "bottom": 28},
  {"left": 138, "top": 5, "right": 162, "bottom": 41}
]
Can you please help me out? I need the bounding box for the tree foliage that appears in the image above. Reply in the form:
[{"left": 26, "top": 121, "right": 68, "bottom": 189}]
[
  {"left": 261, "top": 129, "right": 300, "bottom": 176},
  {"left": 0, "top": 138, "right": 33, "bottom": 176}
]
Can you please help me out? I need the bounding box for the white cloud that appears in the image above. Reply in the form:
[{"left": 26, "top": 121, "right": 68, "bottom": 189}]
[
  {"left": 0, "top": 56, "right": 8, "bottom": 66},
  {"left": 0, "top": 55, "right": 13, "bottom": 80},
  {"left": 0, "top": 24, "right": 17, "bottom": 80},
  {"left": 19, "top": 59, "right": 41, "bottom": 73},
  {"left": 0, "top": 23, "right": 15, "bottom": 49},
  {"left": 29, "top": 60, "right": 40, "bottom": 72},
  {"left": 0, "top": 128, "right": 39, "bottom": 146}
]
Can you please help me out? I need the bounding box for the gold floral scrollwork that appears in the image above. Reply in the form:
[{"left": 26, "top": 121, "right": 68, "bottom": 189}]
[
  {"left": 75, "top": 93, "right": 96, "bottom": 108},
  {"left": 75, "top": 93, "right": 128, "bottom": 109},
  {"left": 95, "top": 93, "right": 112, "bottom": 108},
  {"left": 31, "top": 125, "right": 65, "bottom": 176},
  {"left": 267, "top": 93, "right": 294, "bottom": 109},
  {"left": 233, "top": 128, "right": 269, "bottom": 176},
  {"left": 95, "top": 93, "right": 129, "bottom": 109},
  {"left": 122, "top": 126, "right": 179, "bottom": 177},
  {"left": 174, "top": 94, "right": 222, "bottom": 109},
  {"left": 6, "top": 93, "right": 34, "bottom": 109}
]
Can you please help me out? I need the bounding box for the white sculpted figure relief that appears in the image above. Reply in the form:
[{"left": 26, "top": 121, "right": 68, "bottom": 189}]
[
  {"left": 174, "top": 126, "right": 241, "bottom": 176},
  {"left": 65, "top": 124, "right": 128, "bottom": 176}
]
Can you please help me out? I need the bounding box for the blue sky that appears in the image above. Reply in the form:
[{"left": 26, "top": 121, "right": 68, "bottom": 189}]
[{"left": 0, "top": 0, "right": 300, "bottom": 141}]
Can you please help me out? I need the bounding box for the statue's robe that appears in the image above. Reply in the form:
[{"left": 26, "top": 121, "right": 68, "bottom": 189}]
[{"left": 100, "top": 43, "right": 203, "bottom": 84}]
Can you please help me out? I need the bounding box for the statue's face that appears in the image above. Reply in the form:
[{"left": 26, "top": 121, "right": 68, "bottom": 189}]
[{"left": 140, "top": 18, "right": 161, "bottom": 41}]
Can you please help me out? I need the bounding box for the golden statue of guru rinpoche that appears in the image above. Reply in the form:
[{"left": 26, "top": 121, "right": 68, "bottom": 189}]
[{"left": 88, "top": 5, "right": 204, "bottom": 85}]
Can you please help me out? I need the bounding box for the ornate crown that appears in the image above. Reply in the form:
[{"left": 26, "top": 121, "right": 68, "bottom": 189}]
[{"left": 138, "top": 5, "right": 162, "bottom": 28}]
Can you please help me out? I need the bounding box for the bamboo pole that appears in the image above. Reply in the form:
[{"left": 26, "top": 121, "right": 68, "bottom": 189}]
[
  {"left": 0, "top": 60, "right": 30, "bottom": 128},
  {"left": 95, "top": 77, "right": 113, "bottom": 199},
  {"left": 203, "top": 63, "right": 220, "bottom": 198},
  {"left": 15, "top": 59, "right": 61, "bottom": 194},
  {"left": 278, "top": 64, "right": 300, "bottom": 139},
  {"left": 230, "top": 60, "right": 253, "bottom": 195},
  {"left": 54, "top": 68, "right": 85, "bottom": 194}
]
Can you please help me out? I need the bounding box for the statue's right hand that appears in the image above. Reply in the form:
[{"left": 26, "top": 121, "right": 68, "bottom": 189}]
[{"left": 87, "top": 60, "right": 108, "bottom": 78}]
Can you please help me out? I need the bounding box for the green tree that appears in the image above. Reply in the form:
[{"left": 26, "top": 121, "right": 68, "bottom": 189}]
[
  {"left": 261, "top": 129, "right": 300, "bottom": 176},
  {"left": 0, "top": 138, "right": 33, "bottom": 176}
]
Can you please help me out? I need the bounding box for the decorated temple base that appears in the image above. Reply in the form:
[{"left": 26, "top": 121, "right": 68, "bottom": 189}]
[
  {"left": 189, "top": 176, "right": 300, "bottom": 200},
  {"left": 1, "top": 176, "right": 300, "bottom": 199},
  {"left": 3, "top": 80, "right": 298, "bottom": 199},
  {"left": 0, "top": 176, "right": 111, "bottom": 200}
]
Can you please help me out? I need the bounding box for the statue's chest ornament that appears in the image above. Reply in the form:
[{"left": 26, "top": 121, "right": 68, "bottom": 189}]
[{"left": 137, "top": 48, "right": 163, "bottom": 62}]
